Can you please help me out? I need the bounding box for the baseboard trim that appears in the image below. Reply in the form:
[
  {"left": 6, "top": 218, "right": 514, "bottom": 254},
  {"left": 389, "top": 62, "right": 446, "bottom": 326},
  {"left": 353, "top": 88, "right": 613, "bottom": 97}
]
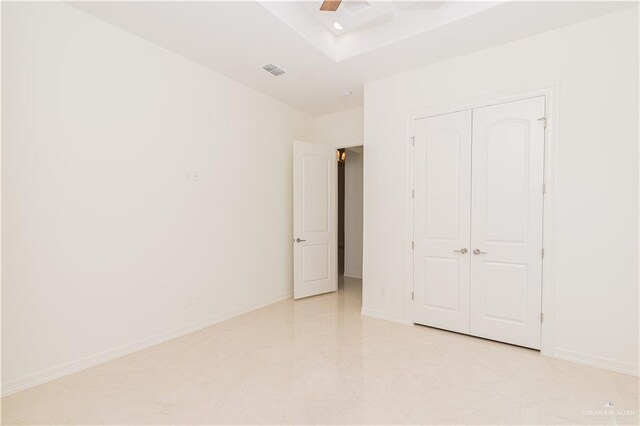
[
  {"left": 343, "top": 272, "right": 362, "bottom": 279},
  {"left": 553, "top": 348, "right": 639, "bottom": 377},
  {"left": 1, "top": 291, "right": 292, "bottom": 397},
  {"left": 361, "top": 306, "right": 410, "bottom": 324}
]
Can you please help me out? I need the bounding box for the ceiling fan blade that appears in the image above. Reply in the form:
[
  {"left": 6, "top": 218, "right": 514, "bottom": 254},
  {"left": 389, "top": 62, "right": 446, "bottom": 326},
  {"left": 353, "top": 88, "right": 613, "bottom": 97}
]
[{"left": 319, "top": 0, "right": 342, "bottom": 12}]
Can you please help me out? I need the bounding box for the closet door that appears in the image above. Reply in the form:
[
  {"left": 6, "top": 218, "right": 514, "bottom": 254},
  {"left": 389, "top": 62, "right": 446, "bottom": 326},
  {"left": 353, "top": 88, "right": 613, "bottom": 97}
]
[
  {"left": 413, "top": 110, "right": 472, "bottom": 333},
  {"left": 470, "top": 96, "right": 545, "bottom": 349}
]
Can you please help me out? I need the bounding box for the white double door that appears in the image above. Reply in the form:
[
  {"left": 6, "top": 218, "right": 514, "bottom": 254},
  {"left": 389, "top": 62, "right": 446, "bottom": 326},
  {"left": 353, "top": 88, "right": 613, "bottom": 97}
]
[{"left": 412, "top": 96, "right": 545, "bottom": 349}]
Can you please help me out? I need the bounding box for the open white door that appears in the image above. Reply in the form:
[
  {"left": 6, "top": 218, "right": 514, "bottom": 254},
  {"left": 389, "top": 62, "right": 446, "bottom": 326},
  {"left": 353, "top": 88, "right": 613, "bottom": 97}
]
[{"left": 293, "top": 141, "right": 337, "bottom": 299}]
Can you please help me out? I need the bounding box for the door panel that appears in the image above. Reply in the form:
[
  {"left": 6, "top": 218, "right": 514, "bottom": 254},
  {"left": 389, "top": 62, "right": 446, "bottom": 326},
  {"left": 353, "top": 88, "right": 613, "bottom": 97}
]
[
  {"left": 485, "top": 120, "right": 530, "bottom": 243},
  {"left": 470, "top": 96, "right": 545, "bottom": 349},
  {"left": 423, "top": 257, "right": 462, "bottom": 312},
  {"left": 302, "top": 244, "right": 329, "bottom": 282},
  {"left": 413, "top": 110, "right": 472, "bottom": 333},
  {"left": 293, "top": 141, "right": 337, "bottom": 299},
  {"left": 483, "top": 262, "right": 528, "bottom": 324},
  {"left": 302, "top": 155, "right": 329, "bottom": 233}
]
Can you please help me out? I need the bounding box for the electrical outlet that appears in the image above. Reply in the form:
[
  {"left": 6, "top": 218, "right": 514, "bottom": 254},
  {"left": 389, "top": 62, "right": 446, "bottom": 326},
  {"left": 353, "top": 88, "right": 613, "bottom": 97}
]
[
  {"left": 185, "top": 170, "right": 200, "bottom": 182},
  {"left": 186, "top": 294, "right": 202, "bottom": 307}
]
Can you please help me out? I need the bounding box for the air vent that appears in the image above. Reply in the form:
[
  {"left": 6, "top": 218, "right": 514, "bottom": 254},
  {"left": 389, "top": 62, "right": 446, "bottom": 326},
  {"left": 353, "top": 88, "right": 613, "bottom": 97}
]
[{"left": 262, "top": 64, "right": 285, "bottom": 76}]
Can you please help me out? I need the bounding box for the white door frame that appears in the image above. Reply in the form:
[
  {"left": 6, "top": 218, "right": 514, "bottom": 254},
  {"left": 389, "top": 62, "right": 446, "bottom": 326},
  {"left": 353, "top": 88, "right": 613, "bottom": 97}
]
[
  {"left": 404, "top": 82, "right": 559, "bottom": 356},
  {"left": 336, "top": 141, "right": 364, "bottom": 149}
]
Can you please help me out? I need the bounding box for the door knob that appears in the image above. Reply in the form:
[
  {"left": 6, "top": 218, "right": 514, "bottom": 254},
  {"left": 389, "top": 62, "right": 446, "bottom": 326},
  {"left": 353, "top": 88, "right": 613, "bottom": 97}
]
[
  {"left": 453, "top": 248, "right": 468, "bottom": 254},
  {"left": 295, "top": 238, "right": 306, "bottom": 243},
  {"left": 473, "top": 249, "right": 487, "bottom": 255}
]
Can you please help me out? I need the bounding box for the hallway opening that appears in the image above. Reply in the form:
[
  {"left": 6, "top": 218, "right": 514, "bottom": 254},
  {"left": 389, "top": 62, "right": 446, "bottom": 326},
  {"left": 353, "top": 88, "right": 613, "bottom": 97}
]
[{"left": 337, "top": 145, "right": 363, "bottom": 291}]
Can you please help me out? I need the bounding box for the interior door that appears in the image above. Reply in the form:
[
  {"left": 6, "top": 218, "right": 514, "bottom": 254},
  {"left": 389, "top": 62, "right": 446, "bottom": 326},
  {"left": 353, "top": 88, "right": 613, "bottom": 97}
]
[
  {"left": 470, "top": 96, "right": 545, "bottom": 349},
  {"left": 413, "top": 110, "right": 472, "bottom": 333},
  {"left": 293, "top": 141, "right": 337, "bottom": 299}
]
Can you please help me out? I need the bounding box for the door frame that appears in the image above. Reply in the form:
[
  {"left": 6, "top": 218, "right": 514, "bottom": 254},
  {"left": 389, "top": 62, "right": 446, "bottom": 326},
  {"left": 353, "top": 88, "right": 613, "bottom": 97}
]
[{"left": 404, "top": 82, "right": 559, "bottom": 356}]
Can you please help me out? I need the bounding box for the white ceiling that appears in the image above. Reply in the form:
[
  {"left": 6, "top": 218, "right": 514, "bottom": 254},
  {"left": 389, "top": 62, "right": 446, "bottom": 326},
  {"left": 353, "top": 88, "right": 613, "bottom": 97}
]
[
  {"left": 70, "top": 1, "right": 635, "bottom": 116},
  {"left": 265, "top": 1, "right": 503, "bottom": 61}
]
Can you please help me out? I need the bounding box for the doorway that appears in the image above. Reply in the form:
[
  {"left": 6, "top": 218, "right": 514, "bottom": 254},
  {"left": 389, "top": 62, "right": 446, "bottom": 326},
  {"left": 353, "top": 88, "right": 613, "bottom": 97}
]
[
  {"left": 337, "top": 145, "right": 363, "bottom": 292},
  {"left": 291, "top": 141, "right": 363, "bottom": 301}
]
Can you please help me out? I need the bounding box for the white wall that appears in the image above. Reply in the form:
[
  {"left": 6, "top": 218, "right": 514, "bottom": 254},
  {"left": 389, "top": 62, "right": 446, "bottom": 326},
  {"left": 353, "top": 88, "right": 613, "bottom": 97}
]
[
  {"left": 1, "top": 2, "right": 314, "bottom": 394},
  {"left": 315, "top": 107, "right": 364, "bottom": 147},
  {"left": 363, "top": 7, "right": 639, "bottom": 375},
  {"left": 344, "top": 149, "right": 363, "bottom": 279}
]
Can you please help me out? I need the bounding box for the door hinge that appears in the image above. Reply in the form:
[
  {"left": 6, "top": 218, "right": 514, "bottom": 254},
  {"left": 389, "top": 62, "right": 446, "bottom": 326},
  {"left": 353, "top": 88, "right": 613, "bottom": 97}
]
[
  {"left": 538, "top": 117, "right": 547, "bottom": 129},
  {"left": 540, "top": 312, "right": 544, "bottom": 323},
  {"left": 412, "top": 291, "right": 414, "bottom": 301},
  {"left": 541, "top": 248, "right": 545, "bottom": 258},
  {"left": 411, "top": 241, "right": 415, "bottom": 250},
  {"left": 542, "top": 183, "right": 546, "bottom": 195},
  {"left": 411, "top": 189, "right": 414, "bottom": 199},
  {"left": 411, "top": 136, "right": 415, "bottom": 146}
]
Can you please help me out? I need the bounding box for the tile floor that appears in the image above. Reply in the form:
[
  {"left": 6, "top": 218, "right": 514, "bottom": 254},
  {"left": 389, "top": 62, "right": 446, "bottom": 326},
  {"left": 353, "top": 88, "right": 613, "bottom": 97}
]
[{"left": 2, "top": 277, "right": 638, "bottom": 425}]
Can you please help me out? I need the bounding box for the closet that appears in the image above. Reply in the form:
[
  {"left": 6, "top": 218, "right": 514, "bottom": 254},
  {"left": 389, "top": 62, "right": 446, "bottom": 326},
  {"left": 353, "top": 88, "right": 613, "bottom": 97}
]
[{"left": 412, "top": 96, "right": 545, "bottom": 349}]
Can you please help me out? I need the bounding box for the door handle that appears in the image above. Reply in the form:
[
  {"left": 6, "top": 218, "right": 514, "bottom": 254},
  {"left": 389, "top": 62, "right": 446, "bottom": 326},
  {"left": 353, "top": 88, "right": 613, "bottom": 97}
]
[
  {"left": 295, "top": 238, "right": 306, "bottom": 243},
  {"left": 453, "top": 248, "right": 468, "bottom": 254},
  {"left": 473, "top": 249, "right": 487, "bottom": 255}
]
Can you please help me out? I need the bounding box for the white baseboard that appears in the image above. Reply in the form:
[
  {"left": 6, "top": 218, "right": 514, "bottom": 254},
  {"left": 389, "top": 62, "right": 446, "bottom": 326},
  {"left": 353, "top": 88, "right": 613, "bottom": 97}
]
[
  {"left": 343, "top": 272, "right": 362, "bottom": 279},
  {"left": 358, "top": 311, "right": 639, "bottom": 377},
  {"left": 361, "top": 306, "right": 410, "bottom": 324},
  {"left": 553, "top": 348, "right": 639, "bottom": 377},
  {"left": 1, "top": 291, "right": 292, "bottom": 397},
  {"left": 8, "top": 294, "right": 635, "bottom": 398}
]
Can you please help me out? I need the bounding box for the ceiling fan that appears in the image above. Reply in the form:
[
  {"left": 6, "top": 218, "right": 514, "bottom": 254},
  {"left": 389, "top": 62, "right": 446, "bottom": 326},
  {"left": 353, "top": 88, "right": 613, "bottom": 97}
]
[{"left": 319, "top": 0, "right": 342, "bottom": 12}]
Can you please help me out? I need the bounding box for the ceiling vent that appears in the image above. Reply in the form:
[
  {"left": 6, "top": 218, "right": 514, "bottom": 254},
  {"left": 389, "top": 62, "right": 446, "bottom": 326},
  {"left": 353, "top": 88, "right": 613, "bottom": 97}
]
[{"left": 262, "top": 64, "right": 285, "bottom": 76}]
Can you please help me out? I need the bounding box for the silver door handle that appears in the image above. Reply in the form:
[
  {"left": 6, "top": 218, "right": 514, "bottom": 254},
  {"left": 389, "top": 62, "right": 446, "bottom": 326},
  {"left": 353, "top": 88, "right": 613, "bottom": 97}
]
[
  {"left": 453, "top": 248, "right": 468, "bottom": 254},
  {"left": 473, "top": 249, "right": 487, "bottom": 255},
  {"left": 295, "top": 238, "right": 306, "bottom": 243}
]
